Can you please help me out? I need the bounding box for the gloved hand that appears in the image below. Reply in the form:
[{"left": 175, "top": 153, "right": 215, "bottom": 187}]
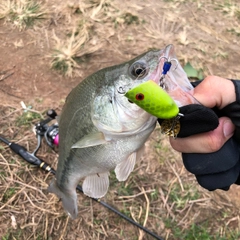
[{"left": 158, "top": 78, "right": 240, "bottom": 191}]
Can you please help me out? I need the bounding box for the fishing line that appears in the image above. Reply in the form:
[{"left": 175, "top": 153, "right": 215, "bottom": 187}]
[{"left": 0, "top": 134, "right": 165, "bottom": 240}]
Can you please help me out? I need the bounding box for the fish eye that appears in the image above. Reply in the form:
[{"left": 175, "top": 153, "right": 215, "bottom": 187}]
[
  {"left": 135, "top": 93, "right": 144, "bottom": 101},
  {"left": 130, "top": 61, "right": 148, "bottom": 79}
]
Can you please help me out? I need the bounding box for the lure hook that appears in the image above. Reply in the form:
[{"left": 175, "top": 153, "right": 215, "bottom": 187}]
[
  {"left": 159, "top": 56, "right": 179, "bottom": 89},
  {"left": 159, "top": 56, "right": 179, "bottom": 74}
]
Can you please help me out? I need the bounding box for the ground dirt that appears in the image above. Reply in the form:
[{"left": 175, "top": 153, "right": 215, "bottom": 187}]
[{"left": 1, "top": 0, "right": 240, "bottom": 240}]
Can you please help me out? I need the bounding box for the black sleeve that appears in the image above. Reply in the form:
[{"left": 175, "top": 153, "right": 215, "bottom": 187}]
[{"left": 220, "top": 80, "right": 240, "bottom": 143}]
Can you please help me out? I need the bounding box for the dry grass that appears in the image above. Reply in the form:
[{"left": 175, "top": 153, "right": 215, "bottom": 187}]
[
  {"left": 48, "top": 0, "right": 141, "bottom": 76},
  {"left": 50, "top": 25, "right": 98, "bottom": 77},
  {"left": 0, "top": 0, "right": 47, "bottom": 30},
  {"left": 1, "top": 0, "right": 240, "bottom": 239}
]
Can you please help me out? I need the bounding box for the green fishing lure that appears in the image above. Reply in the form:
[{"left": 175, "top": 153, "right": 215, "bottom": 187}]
[{"left": 125, "top": 80, "right": 179, "bottom": 119}]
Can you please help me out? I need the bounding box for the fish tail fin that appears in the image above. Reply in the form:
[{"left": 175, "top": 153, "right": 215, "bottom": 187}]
[{"left": 48, "top": 178, "right": 78, "bottom": 219}]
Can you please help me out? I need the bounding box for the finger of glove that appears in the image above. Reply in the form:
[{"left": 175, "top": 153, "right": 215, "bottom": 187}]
[
  {"left": 182, "top": 138, "right": 239, "bottom": 175},
  {"left": 195, "top": 160, "right": 240, "bottom": 191},
  {"left": 169, "top": 117, "right": 235, "bottom": 153},
  {"left": 178, "top": 104, "right": 219, "bottom": 137}
]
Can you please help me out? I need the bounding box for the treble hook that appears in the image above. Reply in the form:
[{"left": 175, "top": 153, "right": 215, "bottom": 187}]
[
  {"left": 159, "top": 56, "right": 179, "bottom": 74},
  {"left": 159, "top": 56, "right": 179, "bottom": 89}
]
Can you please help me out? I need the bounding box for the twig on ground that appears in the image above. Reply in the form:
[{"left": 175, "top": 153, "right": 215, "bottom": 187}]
[{"left": 0, "top": 71, "right": 14, "bottom": 81}]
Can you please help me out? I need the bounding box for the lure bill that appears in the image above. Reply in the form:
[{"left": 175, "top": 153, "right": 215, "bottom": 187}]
[{"left": 125, "top": 80, "right": 179, "bottom": 119}]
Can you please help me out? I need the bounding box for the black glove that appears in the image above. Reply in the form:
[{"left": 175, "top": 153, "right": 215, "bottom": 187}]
[
  {"left": 158, "top": 80, "right": 240, "bottom": 191},
  {"left": 183, "top": 138, "right": 240, "bottom": 191}
]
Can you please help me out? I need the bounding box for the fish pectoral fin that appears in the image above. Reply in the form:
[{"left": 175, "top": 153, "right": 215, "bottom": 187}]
[
  {"left": 48, "top": 178, "right": 78, "bottom": 219},
  {"left": 115, "top": 146, "right": 145, "bottom": 181},
  {"left": 115, "top": 152, "right": 136, "bottom": 181},
  {"left": 71, "top": 132, "right": 107, "bottom": 149},
  {"left": 82, "top": 172, "right": 109, "bottom": 198}
]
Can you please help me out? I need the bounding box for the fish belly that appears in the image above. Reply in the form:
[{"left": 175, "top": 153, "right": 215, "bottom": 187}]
[{"left": 49, "top": 122, "right": 156, "bottom": 219}]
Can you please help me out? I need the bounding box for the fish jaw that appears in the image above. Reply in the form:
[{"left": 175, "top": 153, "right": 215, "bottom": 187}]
[{"left": 91, "top": 79, "right": 157, "bottom": 135}]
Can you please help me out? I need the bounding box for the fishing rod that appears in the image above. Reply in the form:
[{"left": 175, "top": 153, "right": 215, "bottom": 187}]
[{"left": 0, "top": 109, "right": 164, "bottom": 240}]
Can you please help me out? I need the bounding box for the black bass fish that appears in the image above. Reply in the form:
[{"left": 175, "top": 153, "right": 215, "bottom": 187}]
[{"left": 48, "top": 45, "right": 193, "bottom": 219}]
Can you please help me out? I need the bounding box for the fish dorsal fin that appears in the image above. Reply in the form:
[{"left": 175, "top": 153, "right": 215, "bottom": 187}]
[
  {"left": 82, "top": 172, "right": 109, "bottom": 198},
  {"left": 115, "top": 145, "right": 145, "bottom": 181},
  {"left": 71, "top": 132, "right": 107, "bottom": 149}
]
